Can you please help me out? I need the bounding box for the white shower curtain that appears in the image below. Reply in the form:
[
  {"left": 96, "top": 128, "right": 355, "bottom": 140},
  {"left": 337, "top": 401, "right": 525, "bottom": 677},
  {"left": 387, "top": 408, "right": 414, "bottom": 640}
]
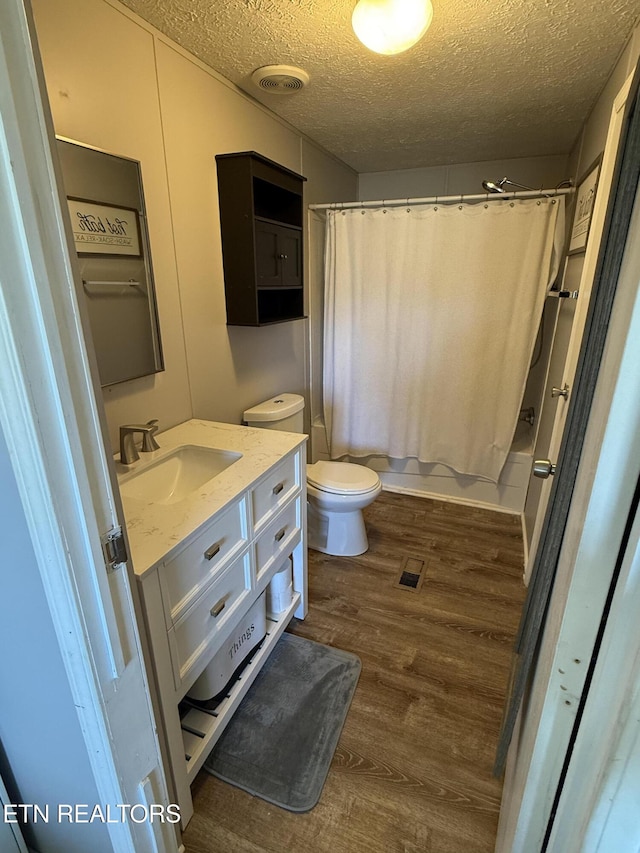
[{"left": 323, "top": 197, "right": 565, "bottom": 483}]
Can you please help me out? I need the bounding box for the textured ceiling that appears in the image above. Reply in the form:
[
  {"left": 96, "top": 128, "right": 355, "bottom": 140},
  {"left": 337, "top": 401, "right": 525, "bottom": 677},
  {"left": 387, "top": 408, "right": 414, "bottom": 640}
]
[{"left": 119, "top": 0, "right": 640, "bottom": 172}]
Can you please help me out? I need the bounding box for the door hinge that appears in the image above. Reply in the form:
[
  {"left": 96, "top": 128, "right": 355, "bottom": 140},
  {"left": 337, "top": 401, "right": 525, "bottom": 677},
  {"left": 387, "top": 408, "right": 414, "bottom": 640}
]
[
  {"left": 549, "top": 289, "right": 579, "bottom": 299},
  {"left": 101, "top": 527, "right": 127, "bottom": 573}
]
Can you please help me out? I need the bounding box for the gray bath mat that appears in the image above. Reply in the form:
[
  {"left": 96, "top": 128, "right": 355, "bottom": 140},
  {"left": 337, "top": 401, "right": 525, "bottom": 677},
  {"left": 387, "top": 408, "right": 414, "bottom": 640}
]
[{"left": 203, "top": 631, "right": 361, "bottom": 812}]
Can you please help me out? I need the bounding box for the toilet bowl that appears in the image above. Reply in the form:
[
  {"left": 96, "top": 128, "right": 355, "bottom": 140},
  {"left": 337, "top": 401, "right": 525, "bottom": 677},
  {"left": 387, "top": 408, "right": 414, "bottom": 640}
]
[
  {"left": 243, "top": 394, "right": 382, "bottom": 557},
  {"left": 306, "top": 461, "right": 382, "bottom": 556}
]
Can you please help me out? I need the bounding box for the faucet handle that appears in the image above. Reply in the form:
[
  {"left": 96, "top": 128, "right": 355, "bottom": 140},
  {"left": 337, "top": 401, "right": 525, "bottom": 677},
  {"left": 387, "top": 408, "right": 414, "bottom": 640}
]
[{"left": 142, "top": 419, "right": 160, "bottom": 452}]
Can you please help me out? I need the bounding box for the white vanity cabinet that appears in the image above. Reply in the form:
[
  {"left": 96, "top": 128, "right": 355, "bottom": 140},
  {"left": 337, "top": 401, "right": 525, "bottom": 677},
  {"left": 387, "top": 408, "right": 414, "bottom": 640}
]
[{"left": 121, "top": 420, "right": 308, "bottom": 829}]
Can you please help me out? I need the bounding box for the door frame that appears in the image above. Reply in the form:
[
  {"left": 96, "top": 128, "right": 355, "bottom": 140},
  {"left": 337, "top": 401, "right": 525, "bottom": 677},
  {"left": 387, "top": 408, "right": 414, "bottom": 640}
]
[
  {"left": 496, "top": 68, "right": 640, "bottom": 851},
  {"left": 0, "top": 2, "right": 176, "bottom": 850},
  {"left": 526, "top": 70, "right": 635, "bottom": 582}
]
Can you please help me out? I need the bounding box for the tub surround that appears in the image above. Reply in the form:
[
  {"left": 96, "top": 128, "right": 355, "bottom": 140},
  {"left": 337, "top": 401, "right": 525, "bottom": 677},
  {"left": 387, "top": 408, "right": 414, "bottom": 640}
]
[
  {"left": 311, "top": 418, "right": 534, "bottom": 514},
  {"left": 118, "top": 418, "right": 308, "bottom": 832}
]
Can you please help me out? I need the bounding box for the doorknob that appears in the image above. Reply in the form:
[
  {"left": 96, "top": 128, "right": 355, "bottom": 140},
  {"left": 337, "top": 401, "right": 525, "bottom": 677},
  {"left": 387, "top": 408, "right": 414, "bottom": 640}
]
[
  {"left": 533, "top": 459, "right": 556, "bottom": 479},
  {"left": 551, "top": 383, "right": 570, "bottom": 399}
]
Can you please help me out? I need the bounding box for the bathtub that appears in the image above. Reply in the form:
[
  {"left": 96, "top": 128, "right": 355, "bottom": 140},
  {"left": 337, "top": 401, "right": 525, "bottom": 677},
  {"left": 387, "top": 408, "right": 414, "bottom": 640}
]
[{"left": 310, "top": 418, "right": 534, "bottom": 514}]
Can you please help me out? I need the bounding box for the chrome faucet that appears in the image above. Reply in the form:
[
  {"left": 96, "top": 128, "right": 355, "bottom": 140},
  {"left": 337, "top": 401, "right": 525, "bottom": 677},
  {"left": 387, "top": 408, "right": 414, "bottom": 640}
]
[{"left": 119, "top": 419, "right": 160, "bottom": 464}]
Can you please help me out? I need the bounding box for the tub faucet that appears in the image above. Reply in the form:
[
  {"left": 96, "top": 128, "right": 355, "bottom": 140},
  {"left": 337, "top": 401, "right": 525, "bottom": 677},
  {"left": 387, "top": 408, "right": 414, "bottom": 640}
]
[
  {"left": 119, "top": 419, "right": 160, "bottom": 464},
  {"left": 519, "top": 407, "right": 535, "bottom": 426}
]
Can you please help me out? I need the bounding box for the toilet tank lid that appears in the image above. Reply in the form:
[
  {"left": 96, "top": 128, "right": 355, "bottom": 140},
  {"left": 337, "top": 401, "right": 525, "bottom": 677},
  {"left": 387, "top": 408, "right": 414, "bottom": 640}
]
[{"left": 243, "top": 393, "right": 304, "bottom": 422}]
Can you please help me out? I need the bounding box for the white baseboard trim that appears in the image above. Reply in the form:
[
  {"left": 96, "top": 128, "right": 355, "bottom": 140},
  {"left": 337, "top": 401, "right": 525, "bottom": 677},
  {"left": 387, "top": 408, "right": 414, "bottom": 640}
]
[{"left": 380, "top": 482, "right": 522, "bottom": 515}]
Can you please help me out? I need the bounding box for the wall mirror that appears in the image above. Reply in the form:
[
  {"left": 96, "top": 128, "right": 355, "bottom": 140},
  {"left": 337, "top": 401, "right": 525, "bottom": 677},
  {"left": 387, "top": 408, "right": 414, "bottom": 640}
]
[{"left": 56, "top": 138, "right": 164, "bottom": 387}]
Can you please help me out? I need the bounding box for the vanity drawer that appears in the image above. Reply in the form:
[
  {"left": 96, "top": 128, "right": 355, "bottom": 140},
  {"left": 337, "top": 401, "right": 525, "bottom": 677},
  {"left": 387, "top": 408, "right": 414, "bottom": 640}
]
[
  {"left": 252, "top": 452, "right": 300, "bottom": 531},
  {"left": 169, "top": 548, "right": 252, "bottom": 692},
  {"left": 255, "top": 495, "right": 301, "bottom": 583},
  {"left": 160, "top": 497, "right": 248, "bottom": 625}
]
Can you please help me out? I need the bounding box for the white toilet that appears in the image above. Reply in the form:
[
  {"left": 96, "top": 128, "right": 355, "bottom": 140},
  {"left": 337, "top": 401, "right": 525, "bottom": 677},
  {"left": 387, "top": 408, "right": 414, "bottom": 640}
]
[{"left": 243, "top": 394, "right": 381, "bottom": 557}]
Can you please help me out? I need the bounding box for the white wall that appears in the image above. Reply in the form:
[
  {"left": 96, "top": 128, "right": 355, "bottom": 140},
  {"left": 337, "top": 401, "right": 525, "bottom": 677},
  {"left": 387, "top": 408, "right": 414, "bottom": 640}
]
[
  {"left": 154, "top": 39, "right": 307, "bottom": 427},
  {"left": 0, "top": 429, "right": 111, "bottom": 853},
  {"left": 31, "top": 0, "right": 357, "bottom": 451},
  {"left": 32, "top": 0, "right": 192, "bottom": 451},
  {"left": 359, "top": 154, "right": 570, "bottom": 200}
]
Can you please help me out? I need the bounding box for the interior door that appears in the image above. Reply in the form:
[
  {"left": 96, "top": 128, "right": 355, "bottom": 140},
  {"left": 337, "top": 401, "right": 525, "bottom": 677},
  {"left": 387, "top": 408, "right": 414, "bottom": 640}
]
[
  {"left": 525, "top": 72, "right": 634, "bottom": 580},
  {"left": 495, "top": 65, "right": 640, "bottom": 780},
  {"left": 0, "top": 3, "right": 177, "bottom": 851}
]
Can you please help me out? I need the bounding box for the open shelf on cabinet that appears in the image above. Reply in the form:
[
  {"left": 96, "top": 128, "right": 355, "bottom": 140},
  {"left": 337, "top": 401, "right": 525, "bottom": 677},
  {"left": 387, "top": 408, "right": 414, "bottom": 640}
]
[{"left": 179, "top": 591, "right": 301, "bottom": 783}]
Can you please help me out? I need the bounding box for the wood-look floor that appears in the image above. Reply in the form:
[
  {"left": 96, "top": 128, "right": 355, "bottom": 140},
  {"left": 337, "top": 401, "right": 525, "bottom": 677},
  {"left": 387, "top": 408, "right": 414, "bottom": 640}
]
[{"left": 183, "top": 491, "right": 525, "bottom": 853}]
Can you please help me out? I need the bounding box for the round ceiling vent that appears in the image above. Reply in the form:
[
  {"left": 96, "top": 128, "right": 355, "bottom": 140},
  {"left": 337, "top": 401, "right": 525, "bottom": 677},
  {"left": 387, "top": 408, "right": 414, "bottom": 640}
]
[{"left": 251, "top": 65, "right": 310, "bottom": 95}]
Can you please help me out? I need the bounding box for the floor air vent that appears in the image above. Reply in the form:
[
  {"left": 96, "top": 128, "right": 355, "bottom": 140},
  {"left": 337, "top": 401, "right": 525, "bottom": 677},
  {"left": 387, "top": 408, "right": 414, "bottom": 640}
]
[{"left": 394, "top": 557, "right": 426, "bottom": 593}]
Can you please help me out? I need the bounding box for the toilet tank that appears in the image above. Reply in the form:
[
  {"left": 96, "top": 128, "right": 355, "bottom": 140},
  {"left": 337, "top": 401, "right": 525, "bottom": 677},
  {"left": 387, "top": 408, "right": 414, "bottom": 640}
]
[{"left": 243, "top": 393, "right": 305, "bottom": 433}]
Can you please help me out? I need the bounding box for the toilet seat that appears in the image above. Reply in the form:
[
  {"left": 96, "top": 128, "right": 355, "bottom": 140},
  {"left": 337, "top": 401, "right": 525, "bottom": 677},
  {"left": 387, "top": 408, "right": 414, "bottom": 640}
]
[{"left": 307, "top": 461, "right": 380, "bottom": 495}]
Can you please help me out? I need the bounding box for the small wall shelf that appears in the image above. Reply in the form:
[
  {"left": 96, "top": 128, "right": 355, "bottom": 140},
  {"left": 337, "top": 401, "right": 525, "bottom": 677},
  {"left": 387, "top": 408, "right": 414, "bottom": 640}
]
[{"left": 215, "top": 151, "right": 307, "bottom": 326}]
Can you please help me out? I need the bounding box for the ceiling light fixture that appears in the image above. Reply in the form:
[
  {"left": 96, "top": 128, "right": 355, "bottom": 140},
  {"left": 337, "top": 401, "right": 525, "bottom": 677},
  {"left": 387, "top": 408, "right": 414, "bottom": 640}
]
[{"left": 352, "top": 0, "right": 433, "bottom": 56}]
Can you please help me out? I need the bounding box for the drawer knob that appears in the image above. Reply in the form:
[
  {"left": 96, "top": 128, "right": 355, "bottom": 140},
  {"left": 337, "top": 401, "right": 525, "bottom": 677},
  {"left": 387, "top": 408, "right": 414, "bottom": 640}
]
[
  {"left": 272, "top": 482, "right": 284, "bottom": 496},
  {"left": 274, "top": 527, "right": 286, "bottom": 543},
  {"left": 204, "top": 542, "right": 221, "bottom": 561},
  {"left": 210, "top": 599, "right": 226, "bottom": 618}
]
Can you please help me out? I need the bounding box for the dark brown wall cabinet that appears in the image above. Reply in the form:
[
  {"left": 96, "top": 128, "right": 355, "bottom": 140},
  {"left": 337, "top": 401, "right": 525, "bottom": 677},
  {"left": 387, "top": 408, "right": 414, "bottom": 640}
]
[{"left": 215, "top": 151, "right": 307, "bottom": 326}]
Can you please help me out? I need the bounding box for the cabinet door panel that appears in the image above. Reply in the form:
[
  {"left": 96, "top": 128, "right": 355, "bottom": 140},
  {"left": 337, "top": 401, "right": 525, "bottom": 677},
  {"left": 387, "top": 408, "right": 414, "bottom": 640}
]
[
  {"left": 280, "top": 228, "right": 302, "bottom": 288},
  {"left": 255, "top": 221, "right": 281, "bottom": 288}
]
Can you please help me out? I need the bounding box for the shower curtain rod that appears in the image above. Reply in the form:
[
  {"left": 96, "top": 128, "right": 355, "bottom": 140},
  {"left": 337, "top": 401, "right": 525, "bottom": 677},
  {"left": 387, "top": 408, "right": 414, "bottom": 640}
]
[{"left": 308, "top": 186, "right": 574, "bottom": 211}]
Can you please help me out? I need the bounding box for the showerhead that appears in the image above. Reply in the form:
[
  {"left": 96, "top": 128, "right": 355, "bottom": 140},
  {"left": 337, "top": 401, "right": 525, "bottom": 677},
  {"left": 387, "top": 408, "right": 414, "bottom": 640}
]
[
  {"left": 481, "top": 176, "right": 574, "bottom": 195},
  {"left": 482, "top": 179, "right": 507, "bottom": 193}
]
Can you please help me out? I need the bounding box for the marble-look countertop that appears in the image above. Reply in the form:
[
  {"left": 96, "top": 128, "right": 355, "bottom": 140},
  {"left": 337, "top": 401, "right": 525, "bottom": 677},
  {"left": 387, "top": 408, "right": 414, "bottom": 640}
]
[{"left": 116, "top": 419, "right": 307, "bottom": 577}]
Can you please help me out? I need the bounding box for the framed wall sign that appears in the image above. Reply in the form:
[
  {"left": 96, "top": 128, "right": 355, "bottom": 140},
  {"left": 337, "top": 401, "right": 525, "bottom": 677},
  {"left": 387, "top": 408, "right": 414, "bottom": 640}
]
[
  {"left": 57, "top": 137, "right": 164, "bottom": 387},
  {"left": 67, "top": 198, "right": 142, "bottom": 256},
  {"left": 568, "top": 156, "right": 602, "bottom": 255}
]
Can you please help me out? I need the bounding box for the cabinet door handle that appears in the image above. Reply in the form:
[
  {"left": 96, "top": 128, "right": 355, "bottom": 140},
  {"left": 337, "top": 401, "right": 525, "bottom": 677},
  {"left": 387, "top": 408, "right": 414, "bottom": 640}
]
[
  {"left": 204, "top": 542, "right": 221, "bottom": 561},
  {"left": 210, "top": 599, "right": 226, "bottom": 618},
  {"left": 274, "top": 527, "right": 286, "bottom": 543},
  {"left": 272, "top": 482, "right": 284, "bottom": 495}
]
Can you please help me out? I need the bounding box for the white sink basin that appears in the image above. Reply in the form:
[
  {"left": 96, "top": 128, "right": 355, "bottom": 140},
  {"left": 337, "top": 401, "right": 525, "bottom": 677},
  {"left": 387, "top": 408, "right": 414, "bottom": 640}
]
[{"left": 118, "top": 445, "right": 242, "bottom": 505}]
